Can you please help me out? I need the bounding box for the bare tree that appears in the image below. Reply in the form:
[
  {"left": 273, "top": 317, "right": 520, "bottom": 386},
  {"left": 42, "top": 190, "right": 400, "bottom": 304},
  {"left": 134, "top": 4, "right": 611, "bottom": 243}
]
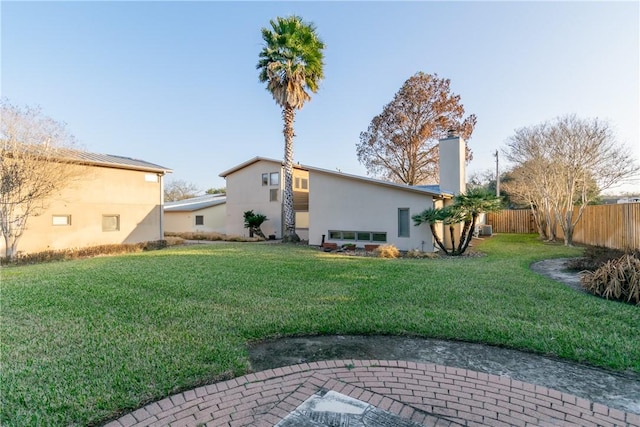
[
  {"left": 357, "top": 72, "right": 476, "bottom": 185},
  {"left": 504, "top": 115, "right": 639, "bottom": 246},
  {"left": 164, "top": 179, "right": 200, "bottom": 201},
  {"left": 1, "top": 99, "right": 85, "bottom": 259}
]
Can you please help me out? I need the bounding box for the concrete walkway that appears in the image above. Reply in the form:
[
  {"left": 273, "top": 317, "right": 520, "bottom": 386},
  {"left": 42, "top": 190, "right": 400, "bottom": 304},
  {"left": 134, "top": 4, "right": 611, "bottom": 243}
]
[{"left": 105, "top": 358, "right": 639, "bottom": 427}]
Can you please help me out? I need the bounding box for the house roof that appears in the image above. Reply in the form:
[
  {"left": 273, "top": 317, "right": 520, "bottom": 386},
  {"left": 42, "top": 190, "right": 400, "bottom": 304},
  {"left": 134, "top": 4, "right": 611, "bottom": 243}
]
[
  {"left": 5, "top": 145, "right": 172, "bottom": 173},
  {"left": 164, "top": 194, "right": 226, "bottom": 212},
  {"left": 60, "top": 149, "right": 172, "bottom": 173},
  {"left": 219, "top": 156, "right": 452, "bottom": 199},
  {"left": 218, "top": 156, "right": 282, "bottom": 177}
]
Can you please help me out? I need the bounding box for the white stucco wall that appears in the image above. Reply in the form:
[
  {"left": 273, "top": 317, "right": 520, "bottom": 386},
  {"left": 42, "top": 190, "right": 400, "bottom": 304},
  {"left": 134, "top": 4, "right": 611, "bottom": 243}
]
[
  {"left": 224, "top": 160, "right": 283, "bottom": 238},
  {"left": 1, "top": 164, "right": 166, "bottom": 256},
  {"left": 164, "top": 204, "right": 227, "bottom": 234},
  {"left": 308, "top": 171, "right": 436, "bottom": 252}
]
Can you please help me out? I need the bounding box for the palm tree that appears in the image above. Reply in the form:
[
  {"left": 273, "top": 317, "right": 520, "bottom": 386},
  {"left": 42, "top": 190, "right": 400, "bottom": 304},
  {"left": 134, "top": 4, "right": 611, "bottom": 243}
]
[
  {"left": 412, "top": 208, "right": 448, "bottom": 253},
  {"left": 257, "top": 15, "right": 325, "bottom": 242},
  {"left": 453, "top": 188, "right": 503, "bottom": 254},
  {"left": 413, "top": 188, "right": 502, "bottom": 256}
]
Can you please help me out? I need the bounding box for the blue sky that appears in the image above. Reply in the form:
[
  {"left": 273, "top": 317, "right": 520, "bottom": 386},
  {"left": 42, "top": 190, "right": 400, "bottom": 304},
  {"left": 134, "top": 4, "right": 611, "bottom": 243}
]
[{"left": 2, "top": 1, "right": 639, "bottom": 194}]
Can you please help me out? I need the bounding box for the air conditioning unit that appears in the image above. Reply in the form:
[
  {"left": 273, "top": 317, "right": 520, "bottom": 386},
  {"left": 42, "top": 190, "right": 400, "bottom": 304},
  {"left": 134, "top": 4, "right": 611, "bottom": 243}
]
[{"left": 480, "top": 225, "right": 493, "bottom": 236}]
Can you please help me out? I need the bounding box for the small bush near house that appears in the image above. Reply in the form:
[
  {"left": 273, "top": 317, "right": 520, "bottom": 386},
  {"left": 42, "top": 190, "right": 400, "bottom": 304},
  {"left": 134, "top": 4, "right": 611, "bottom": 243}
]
[
  {"left": 165, "top": 236, "right": 185, "bottom": 246},
  {"left": 566, "top": 245, "right": 626, "bottom": 271},
  {"left": 0, "top": 240, "right": 168, "bottom": 266},
  {"left": 406, "top": 249, "right": 439, "bottom": 259},
  {"left": 164, "top": 231, "right": 262, "bottom": 242},
  {"left": 581, "top": 253, "right": 640, "bottom": 305},
  {"left": 374, "top": 244, "right": 400, "bottom": 258}
]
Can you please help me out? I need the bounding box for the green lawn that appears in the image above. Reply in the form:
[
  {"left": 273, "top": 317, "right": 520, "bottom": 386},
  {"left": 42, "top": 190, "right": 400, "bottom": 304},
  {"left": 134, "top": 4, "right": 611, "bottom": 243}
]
[{"left": 1, "top": 234, "right": 638, "bottom": 426}]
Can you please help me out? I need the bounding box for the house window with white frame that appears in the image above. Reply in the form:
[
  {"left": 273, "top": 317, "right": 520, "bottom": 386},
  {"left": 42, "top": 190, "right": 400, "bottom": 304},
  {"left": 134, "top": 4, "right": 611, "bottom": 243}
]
[
  {"left": 262, "top": 173, "right": 269, "bottom": 186},
  {"left": 269, "top": 188, "right": 278, "bottom": 202},
  {"left": 269, "top": 172, "right": 279, "bottom": 186},
  {"left": 52, "top": 215, "right": 71, "bottom": 226}
]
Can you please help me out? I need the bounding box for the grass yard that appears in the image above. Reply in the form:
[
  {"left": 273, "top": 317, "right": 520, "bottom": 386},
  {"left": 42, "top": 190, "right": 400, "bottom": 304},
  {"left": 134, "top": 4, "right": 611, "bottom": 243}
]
[{"left": 1, "top": 234, "right": 639, "bottom": 426}]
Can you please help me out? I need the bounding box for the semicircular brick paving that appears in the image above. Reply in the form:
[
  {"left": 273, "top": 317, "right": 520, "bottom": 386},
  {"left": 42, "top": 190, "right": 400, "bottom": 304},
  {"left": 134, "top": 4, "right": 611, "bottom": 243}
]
[{"left": 105, "top": 359, "right": 639, "bottom": 427}]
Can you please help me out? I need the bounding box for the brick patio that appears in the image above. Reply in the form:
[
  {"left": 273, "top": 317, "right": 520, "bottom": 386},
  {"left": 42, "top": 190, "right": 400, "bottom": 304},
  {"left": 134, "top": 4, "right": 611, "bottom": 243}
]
[{"left": 104, "top": 359, "right": 639, "bottom": 427}]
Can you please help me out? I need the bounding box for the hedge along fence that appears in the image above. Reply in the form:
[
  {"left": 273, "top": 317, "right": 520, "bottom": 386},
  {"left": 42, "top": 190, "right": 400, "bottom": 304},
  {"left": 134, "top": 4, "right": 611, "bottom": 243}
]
[{"left": 486, "top": 203, "right": 640, "bottom": 251}]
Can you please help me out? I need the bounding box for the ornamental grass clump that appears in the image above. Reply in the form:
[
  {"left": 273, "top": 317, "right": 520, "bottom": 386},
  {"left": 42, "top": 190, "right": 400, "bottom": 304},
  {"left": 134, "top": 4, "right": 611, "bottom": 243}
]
[
  {"left": 406, "top": 249, "right": 439, "bottom": 259},
  {"left": 581, "top": 253, "right": 640, "bottom": 305},
  {"left": 375, "top": 244, "right": 400, "bottom": 258}
]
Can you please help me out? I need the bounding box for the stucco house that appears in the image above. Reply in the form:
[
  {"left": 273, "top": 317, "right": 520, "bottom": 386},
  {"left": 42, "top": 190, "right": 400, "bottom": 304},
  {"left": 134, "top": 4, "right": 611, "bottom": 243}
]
[
  {"left": 1, "top": 151, "right": 172, "bottom": 256},
  {"left": 219, "top": 134, "right": 466, "bottom": 252},
  {"left": 164, "top": 194, "right": 227, "bottom": 234}
]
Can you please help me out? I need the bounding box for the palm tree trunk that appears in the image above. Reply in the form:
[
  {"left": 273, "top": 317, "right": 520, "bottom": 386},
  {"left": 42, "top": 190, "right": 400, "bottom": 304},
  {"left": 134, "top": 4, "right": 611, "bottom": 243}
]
[
  {"left": 429, "top": 224, "right": 449, "bottom": 254},
  {"left": 459, "top": 217, "right": 476, "bottom": 255},
  {"left": 282, "top": 105, "right": 300, "bottom": 242}
]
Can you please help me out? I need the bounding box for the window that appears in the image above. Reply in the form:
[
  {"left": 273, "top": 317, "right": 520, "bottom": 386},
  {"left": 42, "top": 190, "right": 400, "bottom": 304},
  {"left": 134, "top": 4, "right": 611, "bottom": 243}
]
[
  {"left": 342, "top": 231, "right": 355, "bottom": 240},
  {"left": 52, "top": 215, "right": 71, "bottom": 226},
  {"left": 270, "top": 172, "right": 279, "bottom": 186},
  {"left": 195, "top": 215, "right": 204, "bottom": 225},
  {"left": 398, "top": 208, "right": 410, "bottom": 237},
  {"left": 327, "top": 230, "right": 387, "bottom": 243},
  {"left": 329, "top": 231, "right": 342, "bottom": 239},
  {"left": 295, "top": 177, "right": 308, "bottom": 190},
  {"left": 262, "top": 173, "right": 269, "bottom": 186},
  {"left": 372, "top": 233, "right": 387, "bottom": 242},
  {"left": 357, "top": 232, "right": 370, "bottom": 240},
  {"left": 102, "top": 215, "right": 120, "bottom": 232},
  {"left": 270, "top": 188, "right": 278, "bottom": 202}
]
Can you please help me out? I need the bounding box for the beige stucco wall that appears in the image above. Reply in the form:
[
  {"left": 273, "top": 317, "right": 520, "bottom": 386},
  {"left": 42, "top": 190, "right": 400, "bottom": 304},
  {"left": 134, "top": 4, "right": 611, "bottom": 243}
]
[
  {"left": 308, "top": 171, "right": 436, "bottom": 252},
  {"left": 164, "top": 204, "right": 227, "bottom": 234},
  {"left": 224, "top": 160, "right": 284, "bottom": 238},
  {"left": 1, "top": 164, "right": 165, "bottom": 256}
]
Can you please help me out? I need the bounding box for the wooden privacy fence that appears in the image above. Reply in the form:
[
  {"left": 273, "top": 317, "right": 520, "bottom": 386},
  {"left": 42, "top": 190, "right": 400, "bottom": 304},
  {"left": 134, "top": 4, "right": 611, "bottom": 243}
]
[
  {"left": 486, "top": 209, "right": 536, "bottom": 234},
  {"left": 486, "top": 203, "right": 640, "bottom": 250}
]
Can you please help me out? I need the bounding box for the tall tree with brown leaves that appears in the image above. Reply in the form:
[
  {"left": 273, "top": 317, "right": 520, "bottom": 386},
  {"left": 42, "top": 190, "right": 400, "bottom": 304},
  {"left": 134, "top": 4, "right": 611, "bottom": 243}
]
[{"left": 357, "top": 72, "right": 476, "bottom": 185}]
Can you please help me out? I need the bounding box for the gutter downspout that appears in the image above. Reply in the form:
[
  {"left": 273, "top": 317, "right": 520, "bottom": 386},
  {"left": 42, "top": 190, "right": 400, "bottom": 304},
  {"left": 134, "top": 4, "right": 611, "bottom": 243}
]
[{"left": 159, "top": 173, "right": 164, "bottom": 240}]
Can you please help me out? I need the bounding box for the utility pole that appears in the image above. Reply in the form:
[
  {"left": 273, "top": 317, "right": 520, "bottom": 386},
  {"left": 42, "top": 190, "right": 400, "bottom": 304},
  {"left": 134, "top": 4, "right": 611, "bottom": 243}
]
[{"left": 495, "top": 150, "right": 500, "bottom": 197}]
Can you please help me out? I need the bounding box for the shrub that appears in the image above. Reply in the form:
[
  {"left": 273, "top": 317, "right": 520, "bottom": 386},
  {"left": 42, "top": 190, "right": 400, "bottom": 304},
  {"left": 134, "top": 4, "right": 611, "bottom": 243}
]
[
  {"left": 406, "top": 249, "right": 439, "bottom": 259},
  {"left": 566, "top": 245, "right": 626, "bottom": 271},
  {"left": 374, "top": 244, "right": 400, "bottom": 259},
  {"left": 163, "top": 231, "right": 262, "bottom": 242},
  {"left": 1, "top": 240, "right": 168, "bottom": 266},
  {"left": 581, "top": 253, "right": 640, "bottom": 305},
  {"left": 165, "top": 236, "right": 185, "bottom": 246}
]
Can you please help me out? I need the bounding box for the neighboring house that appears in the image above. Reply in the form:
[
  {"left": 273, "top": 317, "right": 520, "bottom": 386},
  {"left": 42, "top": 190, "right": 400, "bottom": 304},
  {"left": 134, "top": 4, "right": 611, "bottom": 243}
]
[
  {"left": 617, "top": 197, "right": 640, "bottom": 204},
  {"left": 164, "top": 194, "right": 227, "bottom": 234},
  {"left": 1, "top": 151, "right": 172, "bottom": 256},
  {"left": 219, "top": 134, "right": 466, "bottom": 252}
]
